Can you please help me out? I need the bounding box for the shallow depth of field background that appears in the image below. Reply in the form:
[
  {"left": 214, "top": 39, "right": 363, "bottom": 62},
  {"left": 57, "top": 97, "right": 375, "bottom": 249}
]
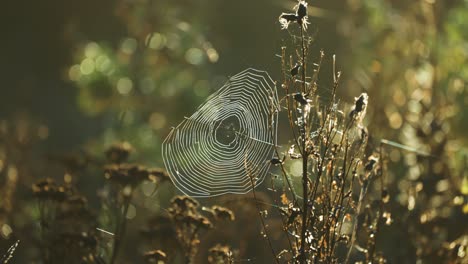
[{"left": 0, "top": 0, "right": 467, "bottom": 263}]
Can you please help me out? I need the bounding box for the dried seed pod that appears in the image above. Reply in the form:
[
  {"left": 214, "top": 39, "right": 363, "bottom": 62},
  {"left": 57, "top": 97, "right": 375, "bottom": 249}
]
[
  {"left": 279, "top": 13, "right": 299, "bottom": 29},
  {"left": 296, "top": 1, "right": 308, "bottom": 20},
  {"left": 290, "top": 64, "right": 300, "bottom": 76},
  {"left": 365, "top": 156, "right": 378, "bottom": 172},
  {"left": 294, "top": 93, "right": 310, "bottom": 106},
  {"left": 279, "top": 1, "right": 309, "bottom": 30},
  {"left": 270, "top": 157, "right": 284, "bottom": 165},
  {"left": 349, "top": 93, "right": 369, "bottom": 123},
  {"left": 382, "top": 188, "right": 390, "bottom": 203}
]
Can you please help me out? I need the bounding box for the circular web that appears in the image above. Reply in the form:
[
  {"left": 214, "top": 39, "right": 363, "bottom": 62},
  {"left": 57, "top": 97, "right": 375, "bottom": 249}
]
[{"left": 162, "top": 68, "right": 279, "bottom": 197}]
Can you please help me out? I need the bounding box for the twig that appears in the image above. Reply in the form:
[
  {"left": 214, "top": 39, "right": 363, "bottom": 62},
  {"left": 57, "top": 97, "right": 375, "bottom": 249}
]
[
  {"left": 245, "top": 154, "right": 279, "bottom": 264},
  {"left": 299, "top": 25, "right": 309, "bottom": 264},
  {"left": 110, "top": 191, "right": 133, "bottom": 264}
]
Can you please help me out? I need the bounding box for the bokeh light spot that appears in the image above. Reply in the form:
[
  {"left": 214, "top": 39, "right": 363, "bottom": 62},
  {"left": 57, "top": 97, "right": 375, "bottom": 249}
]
[
  {"left": 117, "top": 77, "right": 133, "bottom": 95},
  {"left": 206, "top": 48, "right": 219, "bottom": 63},
  {"left": 1, "top": 224, "right": 12, "bottom": 239},
  {"left": 80, "top": 58, "right": 95, "bottom": 75},
  {"left": 149, "top": 112, "right": 166, "bottom": 130},
  {"left": 64, "top": 173, "right": 72, "bottom": 184},
  {"left": 96, "top": 55, "right": 112, "bottom": 73},
  {"left": 147, "top": 33, "right": 166, "bottom": 50},
  {"left": 389, "top": 112, "right": 403, "bottom": 129},
  {"left": 177, "top": 22, "right": 191, "bottom": 32},
  {"left": 85, "top": 42, "right": 100, "bottom": 59},
  {"left": 7, "top": 166, "right": 18, "bottom": 181},
  {"left": 68, "top": 64, "right": 81, "bottom": 81},
  {"left": 121, "top": 38, "right": 138, "bottom": 55},
  {"left": 185, "top": 48, "right": 204, "bottom": 65}
]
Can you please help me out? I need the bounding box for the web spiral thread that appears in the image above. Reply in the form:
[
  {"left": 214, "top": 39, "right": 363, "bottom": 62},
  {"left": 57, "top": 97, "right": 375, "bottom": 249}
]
[{"left": 162, "top": 68, "right": 279, "bottom": 197}]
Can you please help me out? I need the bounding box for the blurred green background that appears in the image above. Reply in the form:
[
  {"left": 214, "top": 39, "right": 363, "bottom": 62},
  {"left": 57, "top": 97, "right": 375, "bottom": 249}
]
[{"left": 0, "top": 0, "right": 467, "bottom": 263}]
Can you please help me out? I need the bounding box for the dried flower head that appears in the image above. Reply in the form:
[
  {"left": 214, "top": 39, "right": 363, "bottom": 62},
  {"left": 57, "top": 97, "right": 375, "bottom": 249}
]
[
  {"left": 105, "top": 141, "right": 134, "bottom": 163},
  {"left": 144, "top": 249, "right": 167, "bottom": 263},
  {"left": 279, "top": 1, "right": 309, "bottom": 30},
  {"left": 349, "top": 93, "right": 369, "bottom": 123},
  {"left": 147, "top": 167, "right": 170, "bottom": 182},
  {"left": 364, "top": 155, "right": 378, "bottom": 173},
  {"left": 32, "top": 178, "right": 68, "bottom": 201},
  {"left": 294, "top": 92, "right": 311, "bottom": 106},
  {"left": 208, "top": 244, "right": 233, "bottom": 264},
  {"left": 290, "top": 63, "right": 301, "bottom": 76},
  {"left": 211, "top": 205, "right": 235, "bottom": 221},
  {"left": 171, "top": 195, "right": 200, "bottom": 211},
  {"left": 270, "top": 157, "right": 284, "bottom": 165},
  {"left": 193, "top": 215, "right": 213, "bottom": 229},
  {"left": 104, "top": 163, "right": 150, "bottom": 186}
]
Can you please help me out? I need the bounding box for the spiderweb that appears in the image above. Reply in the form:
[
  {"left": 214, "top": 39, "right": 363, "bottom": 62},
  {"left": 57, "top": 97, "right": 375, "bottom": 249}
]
[{"left": 162, "top": 68, "right": 279, "bottom": 197}]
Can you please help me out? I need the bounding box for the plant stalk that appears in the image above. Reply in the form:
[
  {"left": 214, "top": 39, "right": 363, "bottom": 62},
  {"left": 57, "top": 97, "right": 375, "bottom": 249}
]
[{"left": 299, "top": 26, "right": 308, "bottom": 263}]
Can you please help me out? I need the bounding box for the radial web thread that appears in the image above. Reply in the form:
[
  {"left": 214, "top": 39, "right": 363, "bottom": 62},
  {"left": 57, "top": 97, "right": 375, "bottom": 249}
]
[{"left": 162, "top": 68, "right": 279, "bottom": 197}]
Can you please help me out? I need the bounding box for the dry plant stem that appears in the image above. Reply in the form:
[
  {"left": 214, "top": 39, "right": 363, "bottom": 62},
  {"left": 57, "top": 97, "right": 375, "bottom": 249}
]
[
  {"left": 329, "top": 145, "right": 359, "bottom": 259},
  {"left": 367, "top": 144, "right": 385, "bottom": 261},
  {"left": 273, "top": 143, "right": 298, "bottom": 203},
  {"left": 308, "top": 123, "right": 333, "bottom": 210},
  {"left": 345, "top": 172, "right": 370, "bottom": 263},
  {"left": 287, "top": 80, "right": 303, "bottom": 154},
  {"left": 268, "top": 99, "right": 298, "bottom": 204},
  {"left": 281, "top": 53, "right": 303, "bottom": 155},
  {"left": 307, "top": 77, "right": 344, "bottom": 261},
  {"left": 38, "top": 200, "right": 58, "bottom": 263},
  {"left": 308, "top": 81, "right": 341, "bottom": 209},
  {"left": 327, "top": 144, "right": 350, "bottom": 256},
  {"left": 110, "top": 191, "right": 133, "bottom": 264},
  {"left": 245, "top": 156, "right": 279, "bottom": 264},
  {"left": 281, "top": 47, "right": 302, "bottom": 155},
  {"left": 186, "top": 226, "right": 201, "bottom": 263},
  {"left": 299, "top": 26, "right": 309, "bottom": 263},
  {"left": 38, "top": 201, "right": 51, "bottom": 263},
  {"left": 280, "top": 215, "right": 296, "bottom": 256}
]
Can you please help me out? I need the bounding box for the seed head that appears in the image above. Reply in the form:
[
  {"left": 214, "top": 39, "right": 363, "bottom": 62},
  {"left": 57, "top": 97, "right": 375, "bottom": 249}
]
[
  {"left": 212, "top": 205, "right": 235, "bottom": 221},
  {"left": 105, "top": 142, "right": 133, "bottom": 164},
  {"left": 293, "top": 92, "right": 310, "bottom": 106},
  {"left": 290, "top": 64, "right": 300, "bottom": 76},
  {"left": 279, "top": 1, "right": 309, "bottom": 30},
  {"left": 349, "top": 93, "right": 369, "bottom": 123},
  {"left": 296, "top": 1, "right": 308, "bottom": 20}
]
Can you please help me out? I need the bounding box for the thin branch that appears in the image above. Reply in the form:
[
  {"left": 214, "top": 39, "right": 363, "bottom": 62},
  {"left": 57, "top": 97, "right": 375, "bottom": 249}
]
[{"left": 245, "top": 154, "right": 280, "bottom": 264}]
